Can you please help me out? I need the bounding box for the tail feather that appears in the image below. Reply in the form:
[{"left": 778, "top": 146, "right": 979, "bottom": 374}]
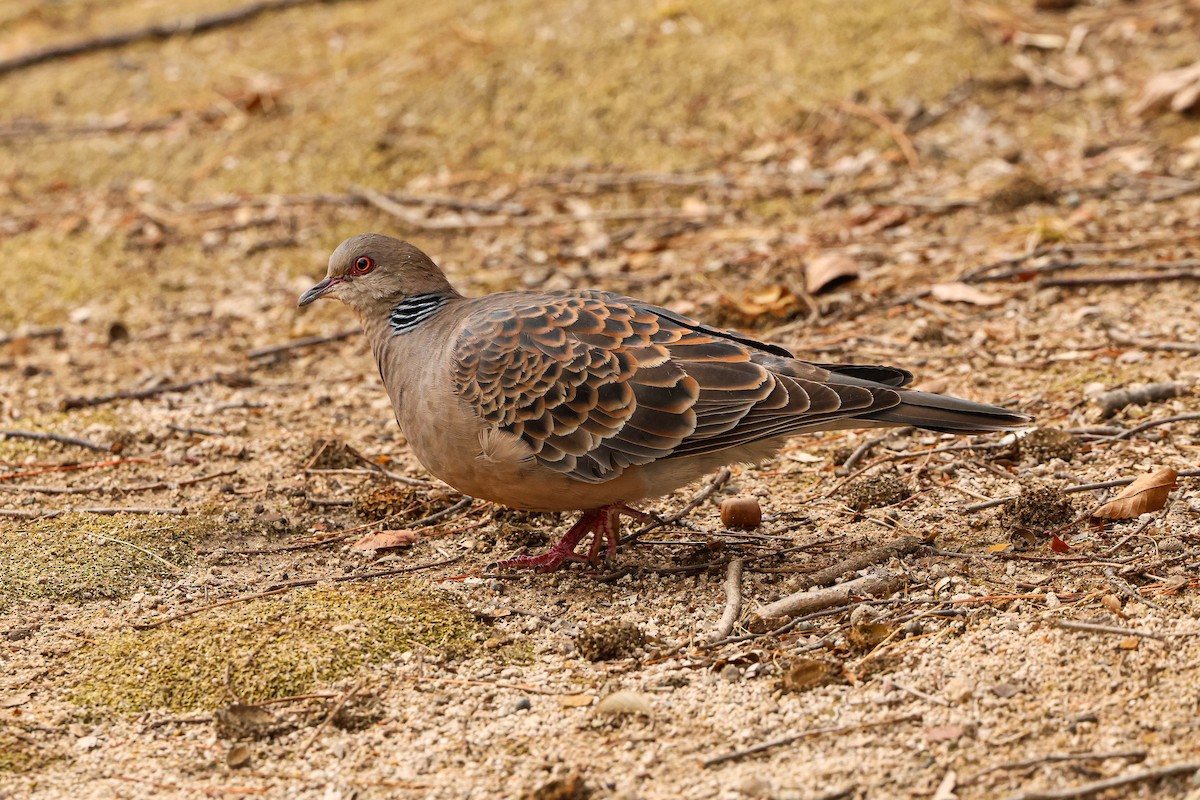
[
  {"left": 861, "top": 389, "right": 1031, "bottom": 433},
  {"left": 823, "top": 369, "right": 1031, "bottom": 434}
]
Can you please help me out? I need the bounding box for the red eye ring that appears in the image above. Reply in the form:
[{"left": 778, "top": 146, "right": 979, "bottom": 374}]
[{"left": 350, "top": 256, "right": 374, "bottom": 275}]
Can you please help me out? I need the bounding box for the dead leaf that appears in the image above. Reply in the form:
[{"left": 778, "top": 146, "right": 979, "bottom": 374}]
[
  {"left": 1118, "top": 637, "right": 1140, "bottom": 651},
  {"left": 557, "top": 694, "right": 595, "bottom": 708},
  {"left": 779, "top": 659, "right": 832, "bottom": 692},
  {"left": 850, "top": 621, "right": 894, "bottom": 648},
  {"left": 226, "top": 744, "right": 252, "bottom": 769},
  {"left": 925, "top": 723, "right": 967, "bottom": 743},
  {"left": 0, "top": 691, "right": 32, "bottom": 708},
  {"left": 1091, "top": 468, "right": 1178, "bottom": 521},
  {"left": 1101, "top": 594, "right": 1124, "bottom": 616},
  {"left": 990, "top": 682, "right": 1023, "bottom": 698},
  {"left": 804, "top": 253, "right": 860, "bottom": 294},
  {"left": 351, "top": 530, "right": 420, "bottom": 551},
  {"left": 986, "top": 542, "right": 1012, "bottom": 554},
  {"left": 1132, "top": 61, "right": 1200, "bottom": 117},
  {"left": 719, "top": 284, "right": 799, "bottom": 321},
  {"left": 1049, "top": 534, "right": 1071, "bottom": 553},
  {"left": 931, "top": 282, "right": 1004, "bottom": 306}
]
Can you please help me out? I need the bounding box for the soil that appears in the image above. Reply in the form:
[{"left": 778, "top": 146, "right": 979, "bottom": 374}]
[{"left": 2, "top": 1, "right": 1200, "bottom": 799}]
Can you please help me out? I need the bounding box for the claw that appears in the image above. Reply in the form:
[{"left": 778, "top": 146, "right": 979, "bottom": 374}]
[{"left": 495, "top": 504, "right": 639, "bottom": 572}]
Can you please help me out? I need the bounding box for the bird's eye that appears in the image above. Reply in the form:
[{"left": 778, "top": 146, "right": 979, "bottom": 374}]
[{"left": 350, "top": 256, "right": 375, "bottom": 275}]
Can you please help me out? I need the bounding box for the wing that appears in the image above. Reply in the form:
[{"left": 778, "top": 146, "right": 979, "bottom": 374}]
[{"left": 450, "top": 291, "right": 899, "bottom": 483}]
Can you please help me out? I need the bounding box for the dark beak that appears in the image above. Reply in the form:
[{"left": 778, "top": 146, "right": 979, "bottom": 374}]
[{"left": 298, "top": 276, "right": 343, "bottom": 307}]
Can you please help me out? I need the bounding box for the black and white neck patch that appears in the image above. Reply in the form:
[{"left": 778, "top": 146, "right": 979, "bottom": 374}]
[{"left": 389, "top": 293, "right": 448, "bottom": 335}]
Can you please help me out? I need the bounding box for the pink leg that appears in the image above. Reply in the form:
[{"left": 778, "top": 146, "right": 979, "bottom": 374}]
[{"left": 495, "top": 504, "right": 635, "bottom": 572}]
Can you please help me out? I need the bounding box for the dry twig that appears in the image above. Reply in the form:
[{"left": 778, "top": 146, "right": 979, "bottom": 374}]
[
  {"left": 245, "top": 329, "right": 359, "bottom": 359},
  {"left": 749, "top": 571, "right": 906, "bottom": 631},
  {"left": 708, "top": 558, "right": 745, "bottom": 643},
  {"left": 0, "top": 0, "right": 350, "bottom": 77},
  {"left": 298, "top": 680, "right": 363, "bottom": 757},
  {"left": 1054, "top": 619, "right": 1167, "bottom": 641},
  {"left": 702, "top": 713, "right": 921, "bottom": 767},
  {"left": 0, "top": 430, "right": 110, "bottom": 452},
  {"left": 1005, "top": 762, "right": 1200, "bottom": 800}
]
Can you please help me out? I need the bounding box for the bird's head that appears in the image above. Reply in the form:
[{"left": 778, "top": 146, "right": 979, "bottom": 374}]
[{"left": 298, "top": 234, "right": 456, "bottom": 314}]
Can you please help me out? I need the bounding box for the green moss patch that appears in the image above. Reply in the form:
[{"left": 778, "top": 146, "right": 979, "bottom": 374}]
[
  {"left": 0, "top": 512, "right": 214, "bottom": 610},
  {"left": 66, "top": 582, "right": 482, "bottom": 713}
]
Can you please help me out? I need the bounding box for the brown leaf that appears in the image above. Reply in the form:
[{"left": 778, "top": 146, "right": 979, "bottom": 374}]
[
  {"left": 351, "top": 530, "right": 420, "bottom": 551},
  {"left": 1091, "top": 468, "right": 1178, "bottom": 521},
  {"left": 557, "top": 693, "right": 595, "bottom": 708},
  {"left": 719, "top": 284, "right": 799, "bottom": 321},
  {"left": 0, "top": 691, "right": 32, "bottom": 709},
  {"left": 931, "top": 282, "right": 1004, "bottom": 306},
  {"left": 986, "top": 542, "right": 1011, "bottom": 553},
  {"left": 1049, "top": 534, "right": 1071, "bottom": 553},
  {"left": 990, "top": 682, "right": 1023, "bottom": 698},
  {"left": 779, "top": 658, "right": 833, "bottom": 693},
  {"left": 925, "top": 723, "right": 967, "bottom": 743},
  {"left": 804, "top": 253, "right": 860, "bottom": 294}
]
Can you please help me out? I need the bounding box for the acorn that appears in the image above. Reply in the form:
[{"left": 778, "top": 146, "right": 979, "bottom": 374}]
[{"left": 720, "top": 497, "right": 762, "bottom": 529}]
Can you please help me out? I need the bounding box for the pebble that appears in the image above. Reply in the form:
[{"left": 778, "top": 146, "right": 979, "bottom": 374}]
[{"left": 514, "top": 698, "right": 531, "bottom": 712}]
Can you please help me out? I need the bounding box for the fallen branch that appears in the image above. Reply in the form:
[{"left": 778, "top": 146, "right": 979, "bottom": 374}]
[
  {"left": 1095, "top": 412, "right": 1200, "bottom": 442},
  {"left": 0, "top": 429, "right": 111, "bottom": 452},
  {"left": 60, "top": 373, "right": 252, "bottom": 411},
  {"left": 702, "top": 713, "right": 921, "bottom": 768},
  {"left": 1006, "top": 762, "right": 1200, "bottom": 800},
  {"left": 0, "top": 506, "right": 187, "bottom": 519},
  {"left": 748, "top": 571, "right": 906, "bottom": 632},
  {"left": 708, "top": 558, "right": 745, "bottom": 644},
  {"left": 1108, "top": 330, "right": 1200, "bottom": 354},
  {"left": 0, "top": 325, "right": 62, "bottom": 346},
  {"left": 1040, "top": 270, "right": 1200, "bottom": 289},
  {"left": 298, "top": 680, "right": 363, "bottom": 757},
  {"left": 965, "top": 751, "right": 1146, "bottom": 784},
  {"left": 835, "top": 99, "right": 920, "bottom": 170},
  {"left": 624, "top": 467, "right": 731, "bottom": 543},
  {"left": 0, "top": 0, "right": 351, "bottom": 77},
  {"left": 1054, "top": 619, "right": 1167, "bottom": 641},
  {"left": 1093, "top": 383, "right": 1186, "bottom": 419},
  {"left": 0, "top": 468, "right": 237, "bottom": 496},
  {"left": 245, "top": 329, "right": 360, "bottom": 359},
  {"left": 964, "top": 469, "right": 1200, "bottom": 513},
  {"left": 788, "top": 535, "right": 921, "bottom": 592}
]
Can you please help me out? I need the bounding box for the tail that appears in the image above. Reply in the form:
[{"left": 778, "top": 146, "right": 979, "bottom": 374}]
[{"left": 820, "top": 364, "right": 1032, "bottom": 434}]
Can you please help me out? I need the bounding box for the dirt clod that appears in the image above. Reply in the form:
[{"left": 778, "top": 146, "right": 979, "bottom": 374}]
[
  {"left": 1003, "top": 485, "right": 1078, "bottom": 530},
  {"left": 575, "top": 621, "right": 645, "bottom": 661},
  {"left": 842, "top": 469, "right": 913, "bottom": 510}
]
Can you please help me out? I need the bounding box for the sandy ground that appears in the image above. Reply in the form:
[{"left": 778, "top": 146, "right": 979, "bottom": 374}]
[{"left": 2, "top": 1, "right": 1200, "bottom": 798}]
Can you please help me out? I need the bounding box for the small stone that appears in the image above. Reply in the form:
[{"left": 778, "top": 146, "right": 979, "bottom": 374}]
[
  {"left": 515, "top": 697, "right": 532, "bottom": 712},
  {"left": 594, "top": 690, "right": 653, "bottom": 717},
  {"left": 720, "top": 664, "right": 743, "bottom": 682}
]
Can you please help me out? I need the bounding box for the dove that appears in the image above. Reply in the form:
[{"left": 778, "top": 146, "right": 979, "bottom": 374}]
[{"left": 300, "top": 234, "right": 1029, "bottom": 571}]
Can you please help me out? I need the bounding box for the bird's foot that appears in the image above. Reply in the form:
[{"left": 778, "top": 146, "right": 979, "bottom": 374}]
[{"left": 494, "top": 505, "right": 625, "bottom": 572}]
